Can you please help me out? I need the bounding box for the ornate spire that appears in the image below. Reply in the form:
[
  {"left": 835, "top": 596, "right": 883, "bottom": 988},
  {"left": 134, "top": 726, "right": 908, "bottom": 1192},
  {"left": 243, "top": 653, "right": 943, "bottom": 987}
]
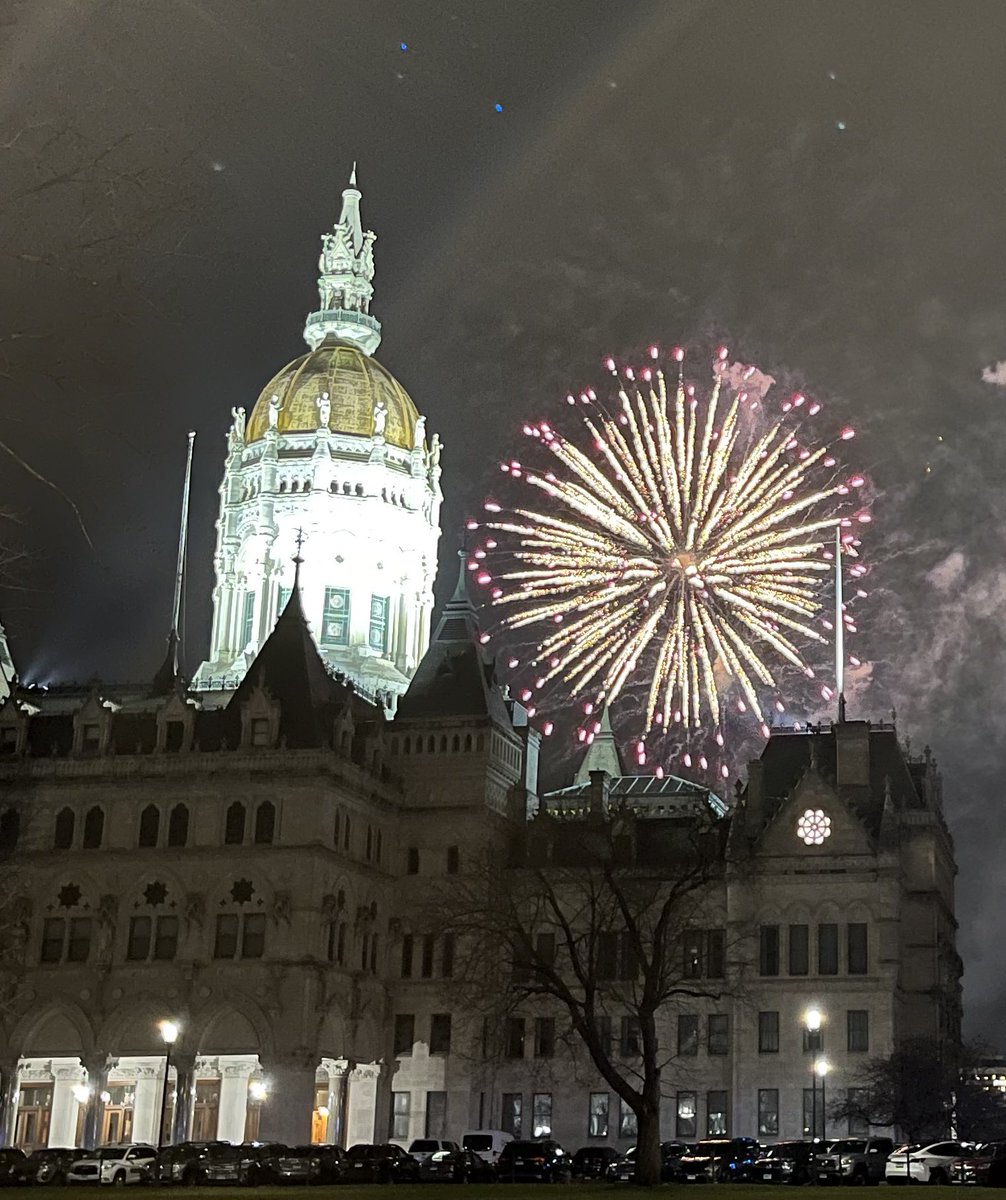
[{"left": 303, "top": 165, "right": 382, "bottom": 355}]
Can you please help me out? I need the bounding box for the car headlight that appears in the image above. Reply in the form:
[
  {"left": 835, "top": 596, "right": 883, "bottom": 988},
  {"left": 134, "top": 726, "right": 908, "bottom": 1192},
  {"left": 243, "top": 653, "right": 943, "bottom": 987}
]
[{"left": 841, "top": 1157, "right": 855, "bottom": 1166}]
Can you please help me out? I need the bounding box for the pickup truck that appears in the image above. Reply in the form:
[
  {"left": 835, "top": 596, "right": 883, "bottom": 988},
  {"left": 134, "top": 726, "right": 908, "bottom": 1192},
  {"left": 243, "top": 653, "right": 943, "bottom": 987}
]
[{"left": 815, "top": 1136, "right": 893, "bottom": 1184}]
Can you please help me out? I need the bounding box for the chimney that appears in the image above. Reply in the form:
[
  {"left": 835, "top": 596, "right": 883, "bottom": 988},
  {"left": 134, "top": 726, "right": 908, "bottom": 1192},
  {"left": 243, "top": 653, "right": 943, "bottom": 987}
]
[
  {"left": 588, "top": 769, "right": 610, "bottom": 817},
  {"left": 745, "top": 758, "right": 765, "bottom": 836},
  {"left": 835, "top": 720, "right": 870, "bottom": 788}
]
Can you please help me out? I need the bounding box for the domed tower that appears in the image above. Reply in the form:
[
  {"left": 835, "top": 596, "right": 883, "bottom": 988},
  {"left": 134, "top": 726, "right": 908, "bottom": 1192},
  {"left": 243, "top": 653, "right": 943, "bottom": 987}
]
[{"left": 193, "top": 169, "right": 443, "bottom": 703}]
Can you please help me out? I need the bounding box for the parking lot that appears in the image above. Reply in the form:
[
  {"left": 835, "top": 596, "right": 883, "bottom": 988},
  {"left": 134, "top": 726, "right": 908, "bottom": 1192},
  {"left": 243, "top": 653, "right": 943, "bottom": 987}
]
[{"left": 0, "top": 1187, "right": 961, "bottom": 1197}]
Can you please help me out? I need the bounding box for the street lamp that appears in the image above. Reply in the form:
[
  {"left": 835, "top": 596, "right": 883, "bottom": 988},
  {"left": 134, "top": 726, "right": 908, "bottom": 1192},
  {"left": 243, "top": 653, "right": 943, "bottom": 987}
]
[
  {"left": 157, "top": 1020, "right": 180, "bottom": 1150},
  {"left": 802, "top": 1010, "right": 825, "bottom": 1139},
  {"left": 815, "top": 1059, "right": 831, "bottom": 1142}
]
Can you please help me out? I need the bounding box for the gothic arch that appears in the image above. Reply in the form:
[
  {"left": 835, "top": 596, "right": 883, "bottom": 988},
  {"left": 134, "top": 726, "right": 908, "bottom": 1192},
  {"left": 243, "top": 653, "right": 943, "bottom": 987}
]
[
  {"left": 11, "top": 999, "right": 95, "bottom": 1058},
  {"left": 194, "top": 993, "right": 274, "bottom": 1057}
]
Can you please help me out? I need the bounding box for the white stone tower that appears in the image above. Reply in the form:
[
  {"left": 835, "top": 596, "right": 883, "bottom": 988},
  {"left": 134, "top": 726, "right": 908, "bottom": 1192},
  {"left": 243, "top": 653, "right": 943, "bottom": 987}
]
[{"left": 193, "top": 170, "right": 443, "bottom": 703}]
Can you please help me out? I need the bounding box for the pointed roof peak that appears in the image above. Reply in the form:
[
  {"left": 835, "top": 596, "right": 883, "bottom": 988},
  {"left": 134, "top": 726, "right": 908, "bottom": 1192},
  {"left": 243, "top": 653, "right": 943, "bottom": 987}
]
[
  {"left": 349, "top": 161, "right": 358, "bottom": 188},
  {"left": 574, "top": 703, "right": 625, "bottom": 784},
  {"left": 451, "top": 549, "right": 470, "bottom": 603}
]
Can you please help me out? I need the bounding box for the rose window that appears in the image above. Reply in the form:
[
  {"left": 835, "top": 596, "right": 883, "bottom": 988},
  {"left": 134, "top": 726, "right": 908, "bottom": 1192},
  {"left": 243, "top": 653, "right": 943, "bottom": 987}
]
[{"left": 796, "top": 808, "right": 832, "bottom": 845}]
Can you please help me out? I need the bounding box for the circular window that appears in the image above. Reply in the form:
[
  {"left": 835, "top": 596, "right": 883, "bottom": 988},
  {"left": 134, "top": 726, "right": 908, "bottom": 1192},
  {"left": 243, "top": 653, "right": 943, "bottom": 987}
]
[{"left": 797, "top": 808, "right": 832, "bottom": 845}]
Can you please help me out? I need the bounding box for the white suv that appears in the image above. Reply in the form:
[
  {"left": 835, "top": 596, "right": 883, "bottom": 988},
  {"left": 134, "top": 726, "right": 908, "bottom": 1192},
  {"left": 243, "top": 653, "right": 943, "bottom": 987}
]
[
  {"left": 67, "top": 1144, "right": 158, "bottom": 1186},
  {"left": 885, "top": 1141, "right": 967, "bottom": 1185},
  {"left": 407, "top": 1138, "right": 460, "bottom": 1162}
]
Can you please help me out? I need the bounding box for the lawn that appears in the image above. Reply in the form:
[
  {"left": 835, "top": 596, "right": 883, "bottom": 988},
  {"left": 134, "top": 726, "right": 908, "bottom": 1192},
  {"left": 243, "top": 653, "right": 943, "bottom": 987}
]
[{"left": 4, "top": 1189, "right": 921, "bottom": 1199}]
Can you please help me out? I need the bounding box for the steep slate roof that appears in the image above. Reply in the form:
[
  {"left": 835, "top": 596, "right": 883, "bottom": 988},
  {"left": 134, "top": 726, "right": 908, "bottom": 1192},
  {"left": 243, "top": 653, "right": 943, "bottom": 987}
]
[
  {"left": 754, "top": 723, "right": 928, "bottom": 838},
  {"left": 396, "top": 554, "right": 512, "bottom": 726},
  {"left": 228, "top": 578, "right": 374, "bottom": 748}
]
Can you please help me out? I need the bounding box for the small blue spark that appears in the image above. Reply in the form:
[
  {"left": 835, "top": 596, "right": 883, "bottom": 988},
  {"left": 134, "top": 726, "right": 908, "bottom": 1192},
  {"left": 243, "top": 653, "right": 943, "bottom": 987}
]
[
  {"left": 399, "top": 41, "right": 408, "bottom": 52},
  {"left": 494, "top": 102, "right": 504, "bottom": 113}
]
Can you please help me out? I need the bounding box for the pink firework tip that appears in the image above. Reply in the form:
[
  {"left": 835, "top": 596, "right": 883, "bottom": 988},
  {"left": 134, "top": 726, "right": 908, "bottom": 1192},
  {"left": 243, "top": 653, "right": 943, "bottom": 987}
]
[
  {"left": 841, "top": 426, "right": 856, "bottom": 440},
  {"left": 604, "top": 356, "right": 617, "bottom": 373},
  {"left": 649, "top": 345, "right": 659, "bottom": 360},
  {"left": 672, "top": 346, "right": 685, "bottom": 363}
]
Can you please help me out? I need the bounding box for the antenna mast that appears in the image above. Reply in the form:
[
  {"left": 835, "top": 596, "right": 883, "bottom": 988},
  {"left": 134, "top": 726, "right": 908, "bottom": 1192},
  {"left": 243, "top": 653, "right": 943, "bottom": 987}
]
[
  {"left": 171, "top": 432, "right": 197, "bottom": 665},
  {"left": 835, "top": 525, "right": 845, "bottom": 722}
]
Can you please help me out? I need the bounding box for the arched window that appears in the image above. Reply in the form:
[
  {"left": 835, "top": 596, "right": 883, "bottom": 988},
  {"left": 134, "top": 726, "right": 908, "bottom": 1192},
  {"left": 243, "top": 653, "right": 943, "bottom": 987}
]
[
  {"left": 0, "top": 808, "right": 20, "bottom": 856},
  {"left": 254, "top": 801, "right": 275, "bottom": 845},
  {"left": 464, "top": 733, "right": 473, "bottom": 752},
  {"left": 334, "top": 811, "right": 342, "bottom": 846},
  {"left": 403, "top": 737, "right": 411, "bottom": 755},
  {"left": 451, "top": 735, "right": 460, "bottom": 752},
  {"left": 427, "top": 735, "right": 435, "bottom": 753},
  {"left": 139, "top": 805, "right": 160, "bottom": 848},
  {"left": 82, "top": 806, "right": 104, "bottom": 849},
  {"left": 439, "top": 735, "right": 447, "bottom": 752},
  {"left": 54, "top": 808, "right": 75, "bottom": 850},
  {"left": 476, "top": 733, "right": 485, "bottom": 752},
  {"left": 168, "top": 803, "right": 189, "bottom": 848},
  {"left": 225, "top": 801, "right": 246, "bottom": 845}
]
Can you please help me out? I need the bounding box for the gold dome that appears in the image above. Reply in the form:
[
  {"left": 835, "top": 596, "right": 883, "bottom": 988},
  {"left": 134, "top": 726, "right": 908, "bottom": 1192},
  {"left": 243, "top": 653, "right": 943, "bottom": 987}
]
[{"left": 246, "top": 337, "right": 420, "bottom": 450}]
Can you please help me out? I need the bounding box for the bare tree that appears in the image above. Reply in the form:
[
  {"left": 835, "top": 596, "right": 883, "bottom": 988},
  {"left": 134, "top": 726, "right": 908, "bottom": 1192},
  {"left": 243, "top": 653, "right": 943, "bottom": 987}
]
[
  {"left": 433, "top": 783, "right": 732, "bottom": 1186},
  {"left": 830, "top": 1038, "right": 1006, "bottom": 1144}
]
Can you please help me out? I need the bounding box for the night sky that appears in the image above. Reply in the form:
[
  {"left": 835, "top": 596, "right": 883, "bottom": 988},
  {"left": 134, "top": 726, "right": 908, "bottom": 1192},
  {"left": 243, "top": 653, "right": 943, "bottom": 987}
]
[{"left": 4, "top": 1, "right": 1006, "bottom": 1040}]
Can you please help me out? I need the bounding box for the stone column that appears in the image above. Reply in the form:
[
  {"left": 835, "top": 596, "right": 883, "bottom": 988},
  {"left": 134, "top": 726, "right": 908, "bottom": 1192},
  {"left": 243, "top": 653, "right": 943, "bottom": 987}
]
[
  {"left": 130, "top": 1064, "right": 162, "bottom": 1147},
  {"left": 170, "top": 1053, "right": 197, "bottom": 1146},
  {"left": 346, "top": 1062, "right": 380, "bottom": 1146},
  {"left": 256, "top": 1053, "right": 317, "bottom": 1146},
  {"left": 321, "top": 1059, "right": 349, "bottom": 1148},
  {"left": 49, "top": 1063, "right": 84, "bottom": 1148},
  {"left": 0, "top": 1059, "right": 20, "bottom": 1148},
  {"left": 217, "top": 1059, "right": 256, "bottom": 1145},
  {"left": 81, "top": 1054, "right": 115, "bottom": 1150}
]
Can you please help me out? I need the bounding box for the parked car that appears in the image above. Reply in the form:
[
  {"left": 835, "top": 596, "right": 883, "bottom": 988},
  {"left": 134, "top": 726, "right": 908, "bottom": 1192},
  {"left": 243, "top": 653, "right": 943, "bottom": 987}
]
[
  {"left": 678, "top": 1137, "right": 760, "bottom": 1182},
  {"left": 609, "top": 1142, "right": 694, "bottom": 1183},
  {"left": 886, "top": 1141, "right": 968, "bottom": 1185},
  {"left": 815, "top": 1136, "right": 893, "bottom": 1185},
  {"left": 67, "top": 1144, "right": 159, "bottom": 1186},
  {"left": 343, "top": 1143, "right": 420, "bottom": 1183},
  {"left": 0, "top": 1148, "right": 27, "bottom": 1186},
  {"left": 571, "top": 1146, "right": 620, "bottom": 1178},
  {"left": 496, "top": 1139, "right": 571, "bottom": 1182},
  {"left": 260, "top": 1144, "right": 346, "bottom": 1184},
  {"left": 198, "top": 1142, "right": 287, "bottom": 1186},
  {"left": 12, "top": 1147, "right": 82, "bottom": 1186},
  {"left": 418, "top": 1148, "right": 497, "bottom": 1183},
  {"left": 463, "top": 1130, "right": 514, "bottom": 1164},
  {"left": 407, "top": 1137, "right": 461, "bottom": 1163},
  {"left": 153, "top": 1141, "right": 230, "bottom": 1185},
  {"left": 746, "top": 1141, "right": 818, "bottom": 1185},
  {"left": 951, "top": 1142, "right": 1006, "bottom": 1186}
]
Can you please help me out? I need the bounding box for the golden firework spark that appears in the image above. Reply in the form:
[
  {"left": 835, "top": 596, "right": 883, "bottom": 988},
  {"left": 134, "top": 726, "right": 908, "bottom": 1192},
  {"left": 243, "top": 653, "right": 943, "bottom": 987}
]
[{"left": 485, "top": 350, "right": 861, "bottom": 736}]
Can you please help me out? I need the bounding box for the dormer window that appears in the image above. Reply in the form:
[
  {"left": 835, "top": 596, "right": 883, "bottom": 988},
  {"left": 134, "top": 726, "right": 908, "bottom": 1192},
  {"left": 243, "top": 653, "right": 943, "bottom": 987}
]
[
  {"left": 164, "top": 721, "right": 184, "bottom": 753},
  {"left": 250, "top": 718, "right": 270, "bottom": 748},
  {"left": 81, "top": 723, "right": 101, "bottom": 754}
]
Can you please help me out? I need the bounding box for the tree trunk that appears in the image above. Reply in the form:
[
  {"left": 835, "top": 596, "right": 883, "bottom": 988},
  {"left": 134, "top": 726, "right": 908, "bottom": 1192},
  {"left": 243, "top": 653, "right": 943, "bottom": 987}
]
[{"left": 634, "top": 1104, "right": 663, "bottom": 1187}]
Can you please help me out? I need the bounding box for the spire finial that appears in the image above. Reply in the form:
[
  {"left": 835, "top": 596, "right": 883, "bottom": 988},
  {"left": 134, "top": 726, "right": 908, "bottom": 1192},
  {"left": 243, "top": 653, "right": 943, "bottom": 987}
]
[
  {"left": 350, "top": 161, "right": 357, "bottom": 187},
  {"left": 293, "top": 529, "right": 305, "bottom": 590},
  {"left": 156, "top": 430, "right": 196, "bottom": 692}
]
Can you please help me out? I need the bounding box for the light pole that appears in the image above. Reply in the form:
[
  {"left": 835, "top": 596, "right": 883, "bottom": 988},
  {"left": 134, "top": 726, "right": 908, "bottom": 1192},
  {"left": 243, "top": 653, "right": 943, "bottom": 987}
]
[
  {"left": 803, "top": 1009, "right": 824, "bottom": 1140},
  {"left": 157, "top": 1020, "right": 179, "bottom": 1150},
  {"left": 815, "top": 1059, "right": 831, "bottom": 1142}
]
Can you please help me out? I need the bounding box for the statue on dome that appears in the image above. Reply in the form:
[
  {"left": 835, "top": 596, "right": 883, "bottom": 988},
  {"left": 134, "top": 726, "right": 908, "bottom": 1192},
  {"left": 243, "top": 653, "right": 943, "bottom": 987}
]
[
  {"left": 268, "top": 393, "right": 282, "bottom": 429},
  {"left": 229, "top": 406, "right": 246, "bottom": 446},
  {"left": 316, "top": 390, "right": 331, "bottom": 429},
  {"left": 430, "top": 433, "right": 442, "bottom": 470},
  {"left": 413, "top": 415, "right": 426, "bottom": 450},
  {"left": 373, "top": 398, "right": 388, "bottom": 437}
]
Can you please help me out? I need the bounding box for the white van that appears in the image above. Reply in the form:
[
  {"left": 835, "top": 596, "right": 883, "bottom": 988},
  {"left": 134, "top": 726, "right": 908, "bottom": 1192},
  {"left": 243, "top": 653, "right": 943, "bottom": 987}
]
[{"left": 462, "top": 1130, "right": 513, "bottom": 1164}]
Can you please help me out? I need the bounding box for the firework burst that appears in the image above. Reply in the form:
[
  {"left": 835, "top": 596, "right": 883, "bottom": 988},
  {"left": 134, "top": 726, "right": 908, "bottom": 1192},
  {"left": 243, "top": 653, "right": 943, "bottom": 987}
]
[{"left": 477, "top": 346, "right": 868, "bottom": 754}]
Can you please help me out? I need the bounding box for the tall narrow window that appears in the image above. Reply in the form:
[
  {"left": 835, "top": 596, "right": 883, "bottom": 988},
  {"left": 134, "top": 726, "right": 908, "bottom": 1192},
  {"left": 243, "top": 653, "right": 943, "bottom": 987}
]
[
  {"left": 818, "top": 923, "right": 839, "bottom": 974},
  {"left": 0, "top": 808, "right": 18, "bottom": 856},
  {"left": 532, "top": 1093, "right": 552, "bottom": 1138},
  {"left": 321, "top": 587, "right": 350, "bottom": 647},
  {"left": 588, "top": 1093, "right": 609, "bottom": 1138},
  {"left": 505, "top": 1017, "right": 526, "bottom": 1059},
  {"left": 848, "top": 1010, "right": 870, "bottom": 1053},
  {"left": 153, "top": 916, "right": 179, "bottom": 961},
  {"left": 401, "top": 934, "right": 414, "bottom": 979},
  {"left": 368, "top": 595, "right": 390, "bottom": 653},
  {"left": 789, "top": 924, "right": 809, "bottom": 975},
  {"left": 678, "top": 1014, "right": 699, "bottom": 1057},
  {"left": 848, "top": 923, "right": 868, "bottom": 974},
  {"left": 706, "top": 928, "right": 726, "bottom": 978},
  {"left": 847, "top": 1089, "right": 870, "bottom": 1136},
  {"left": 621, "top": 1016, "right": 641, "bottom": 1057},
  {"left": 596, "top": 930, "right": 618, "bottom": 980},
  {"left": 224, "top": 802, "right": 246, "bottom": 845},
  {"left": 441, "top": 933, "right": 455, "bottom": 978},
  {"left": 759, "top": 925, "right": 780, "bottom": 976},
  {"left": 389, "top": 1092, "right": 410, "bottom": 1140},
  {"left": 407, "top": 847, "right": 419, "bottom": 875},
  {"left": 501, "top": 1093, "right": 522, "bottom": 1138},
  {"left": 66, "top": 918, "right": 91, "bottom": 963},
  {"left": 446, "top": 845, "right": 459, "bottom": 874},
  {"left": 254, "top": 801, "right": 275, "bottom": 845},
  {"left": 707, "top": 1091, "right": 728, "bottom": 1136},
  {"left": 534, "top": 1017, "right": 555, "bottom": 1059},
  {"left": 708, "top": 1014, "right": 729, "bottom": 1056},
  {"left": 213, "top": 914, "right": 239, "bottom": 959},
  {"left": 618, "top": 1098, "right": 637, "bottom": 1138},
  {"left": 425, "top": 1091, "right": 447, "bottom": 1139},
  {"left": 676, "top": 1092, "right": 697, "bottom": 1139},
  {"left": 757, "top": 1089, "right": 779, "bottom": 1137},
  {"left": 758, "top": 1011, "right": 780, "bottom": 1054},
  {"left": 167, "top": 804, "right": 189, "bottom": 848},
  {"left": 40, "top": 918, "right": 64, "bottom": 964},
  {"left": 430, "top": 1013, "right": 452, "bottom": 1055},
  {"left": 126, "top": 917, "right": 152, "bottom": 961},
  {"left": 241, "top": 591, "right": 256, "bottom": 646},
  {"left": 421, "top": 934, "right": 435, "bottom": 978},
  {"left": 138, "top": 805, "right": 159, "bottom": 848},
  {"left": 54, "top": 807, "right": 75, "bottom": 850},
  {"left": 242, "top": 913, "right": 266, "bottom": 958},
  {"left": 82, "top": 806, "right": 104, "bottom": 849},
  {"left": 394, "top": 1014, "right": 415, "bottom": 1056},
  {"left": 683, "top": 930, "right": 703, "bottom": 978}
]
